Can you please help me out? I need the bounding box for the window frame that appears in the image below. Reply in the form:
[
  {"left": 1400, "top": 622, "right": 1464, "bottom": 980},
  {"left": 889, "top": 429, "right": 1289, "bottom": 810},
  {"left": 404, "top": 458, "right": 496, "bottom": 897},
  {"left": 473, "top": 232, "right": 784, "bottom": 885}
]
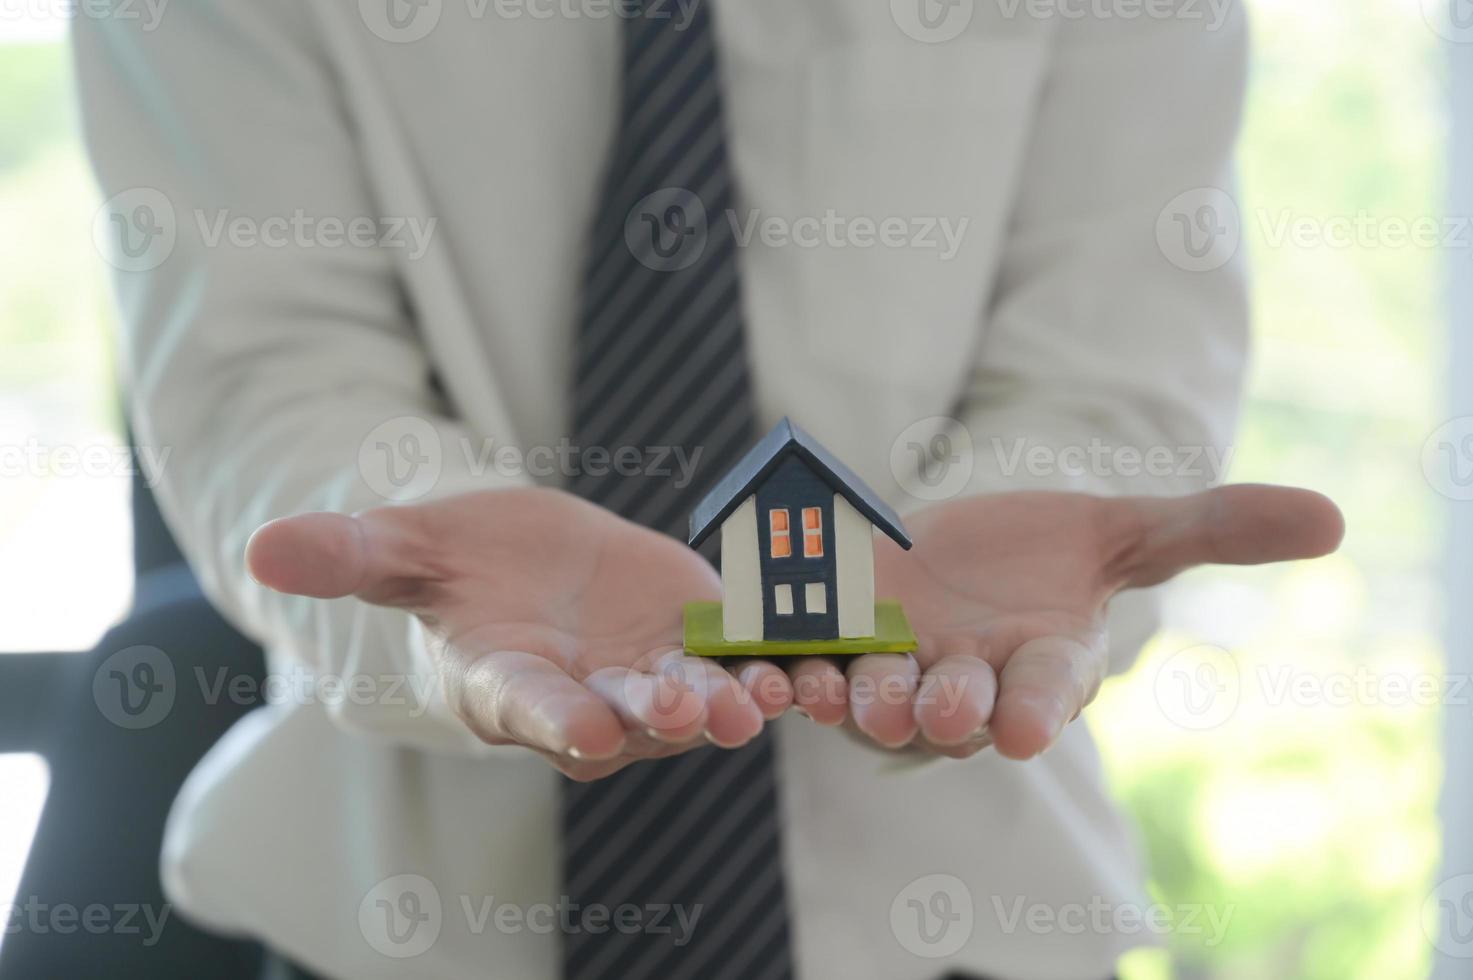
[
  {"left": 801, "top": 507, "right": 823, "bottom": 558},
  {"left": 768, "top": 508, "right": 791, "bottom": 558}
]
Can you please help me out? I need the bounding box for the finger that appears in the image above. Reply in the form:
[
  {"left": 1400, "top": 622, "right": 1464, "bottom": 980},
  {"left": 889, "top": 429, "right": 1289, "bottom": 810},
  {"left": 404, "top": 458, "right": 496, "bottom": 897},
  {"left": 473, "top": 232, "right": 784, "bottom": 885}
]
[
  {"left": 583, "top": 657, "right": 709, "bottom": 743},
  {"left": 548, "top": 753, "right": 635, "bottom": 783},
  {"left": 847, "top": 654, "right": 920, "bottom": 749},
  {"left": 990, "top": 633, "right": 1106, "bottom": 760},
  {"left": 787, "top": 658, "right": 848, "bottom": 726},
  {"left": 687, "top": 656, "right": 764, "bottom": 748},
  {"left": 1109, "top": 485, "right": 1344, "bottom": 589},
  {"left": 733, "top": 660, "right": 794, "bottom": 721},
  {"left": 914, "top": 655, "right": 996, "bottom": 748},
  {"left": 449, "top": 650, "right": 626, "bottom": 760},
  {"left": 245, "top": 507, "right": 436, "bottom": 606}
]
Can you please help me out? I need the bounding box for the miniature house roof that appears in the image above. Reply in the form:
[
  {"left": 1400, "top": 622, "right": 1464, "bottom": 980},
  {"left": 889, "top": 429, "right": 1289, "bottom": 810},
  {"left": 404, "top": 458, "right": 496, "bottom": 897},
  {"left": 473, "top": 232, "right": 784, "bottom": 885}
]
[{"left": 688, "top": 418, "right": 913, "bottom": 551}]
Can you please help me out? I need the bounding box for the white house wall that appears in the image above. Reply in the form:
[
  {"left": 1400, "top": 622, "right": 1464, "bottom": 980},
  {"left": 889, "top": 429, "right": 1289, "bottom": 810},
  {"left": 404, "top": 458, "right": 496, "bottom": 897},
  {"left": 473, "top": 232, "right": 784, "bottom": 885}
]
[
  {"left": 721, "top": 496, "right": 763, "bottom": 641},
  {"left": 833, "top": 493, "right": 875, "bottom": 638}
]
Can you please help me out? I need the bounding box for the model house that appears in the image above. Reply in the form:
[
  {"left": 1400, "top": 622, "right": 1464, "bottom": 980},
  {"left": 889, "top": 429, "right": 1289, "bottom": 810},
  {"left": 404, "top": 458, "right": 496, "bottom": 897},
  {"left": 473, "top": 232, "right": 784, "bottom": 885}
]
[{"left": 688, "top": 418, "right": 912, "bottom": 643}]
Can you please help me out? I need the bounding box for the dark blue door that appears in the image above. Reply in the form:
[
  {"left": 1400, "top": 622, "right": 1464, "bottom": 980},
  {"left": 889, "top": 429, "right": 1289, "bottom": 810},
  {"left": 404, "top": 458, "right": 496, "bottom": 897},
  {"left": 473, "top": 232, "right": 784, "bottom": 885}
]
[{"left": 754, "top": 456, "right": 838, "bottom": 640}]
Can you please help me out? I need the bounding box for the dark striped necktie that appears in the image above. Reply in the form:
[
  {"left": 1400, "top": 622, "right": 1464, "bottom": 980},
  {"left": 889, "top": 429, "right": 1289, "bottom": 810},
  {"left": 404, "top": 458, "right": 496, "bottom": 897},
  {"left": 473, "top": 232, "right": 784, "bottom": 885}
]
[{"left": 562, "top": 2, "right": 794, "bottom": 979}]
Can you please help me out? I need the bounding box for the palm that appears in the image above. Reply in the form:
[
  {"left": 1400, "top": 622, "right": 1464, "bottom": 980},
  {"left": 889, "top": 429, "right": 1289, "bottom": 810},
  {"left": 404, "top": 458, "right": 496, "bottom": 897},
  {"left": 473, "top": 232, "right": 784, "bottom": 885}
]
[
  {"left": 876, "top": 492, "right": 1123, "bottom": 670},
  {"left": 410, "top": 489, "right": 720, "bottom": 680},
  {"left": 247, "top": 488, "right": 786, "bottom": 777}
]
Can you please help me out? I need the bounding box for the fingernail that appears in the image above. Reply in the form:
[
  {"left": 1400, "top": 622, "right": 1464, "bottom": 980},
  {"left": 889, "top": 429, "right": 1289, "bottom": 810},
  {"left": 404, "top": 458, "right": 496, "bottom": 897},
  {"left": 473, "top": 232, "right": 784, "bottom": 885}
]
[
  {"left": 860, "top": 718, "right": 915, "bottom": 750},
  {"left": 567, "top": 746, "right": 585, "bottom": 760},
  {"left": 1018, "top": 692, "right": 1068, "bottom": 745}
]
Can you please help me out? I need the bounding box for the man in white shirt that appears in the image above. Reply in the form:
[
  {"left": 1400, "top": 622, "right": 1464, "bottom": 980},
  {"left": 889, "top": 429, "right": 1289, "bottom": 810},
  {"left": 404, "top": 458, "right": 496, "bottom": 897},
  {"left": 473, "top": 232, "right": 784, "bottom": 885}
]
[{"left": 74, "top": 0, "right": 1341, "bottom": 977}]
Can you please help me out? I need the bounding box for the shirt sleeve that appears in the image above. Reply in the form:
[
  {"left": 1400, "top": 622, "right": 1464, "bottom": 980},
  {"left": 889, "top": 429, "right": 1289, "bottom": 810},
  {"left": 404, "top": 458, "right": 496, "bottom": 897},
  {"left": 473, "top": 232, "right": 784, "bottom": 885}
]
[
  {"left": 72, "top": 0, "right": 526, "bottom": 754},
  {"left": 942, "top": 8, "right": 1252, "bottom": 674}
]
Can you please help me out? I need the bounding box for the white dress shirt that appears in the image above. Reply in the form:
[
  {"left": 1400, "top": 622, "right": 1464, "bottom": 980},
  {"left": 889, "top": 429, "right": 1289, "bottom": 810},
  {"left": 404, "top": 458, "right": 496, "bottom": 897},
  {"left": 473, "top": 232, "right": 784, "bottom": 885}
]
[{"left": 73, "top": 1, "right": 1248, "bottom": 977}]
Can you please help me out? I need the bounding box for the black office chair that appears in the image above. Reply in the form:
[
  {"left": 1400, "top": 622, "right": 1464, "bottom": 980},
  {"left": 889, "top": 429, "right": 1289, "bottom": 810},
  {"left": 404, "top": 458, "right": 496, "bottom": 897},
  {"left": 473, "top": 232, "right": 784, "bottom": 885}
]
[{"left": 0, "top": 454, "right": 268, "bottom": 978}]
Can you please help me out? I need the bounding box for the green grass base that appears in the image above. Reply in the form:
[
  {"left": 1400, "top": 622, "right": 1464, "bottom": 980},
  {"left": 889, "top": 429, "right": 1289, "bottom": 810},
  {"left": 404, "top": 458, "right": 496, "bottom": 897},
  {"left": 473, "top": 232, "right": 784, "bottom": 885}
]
[{"left": 683, "top": 600, "right": 918, "bottom": 657}]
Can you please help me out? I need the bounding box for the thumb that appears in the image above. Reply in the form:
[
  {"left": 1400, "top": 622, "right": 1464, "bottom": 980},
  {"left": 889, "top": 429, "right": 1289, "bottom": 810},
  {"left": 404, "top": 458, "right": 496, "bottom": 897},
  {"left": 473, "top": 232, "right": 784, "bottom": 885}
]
[
  {"left": 1113, "top": 484, "right": 1345, "bottom": 589},
  {"left": 245, "top": 508, "right": 436, "bottom": 607}
]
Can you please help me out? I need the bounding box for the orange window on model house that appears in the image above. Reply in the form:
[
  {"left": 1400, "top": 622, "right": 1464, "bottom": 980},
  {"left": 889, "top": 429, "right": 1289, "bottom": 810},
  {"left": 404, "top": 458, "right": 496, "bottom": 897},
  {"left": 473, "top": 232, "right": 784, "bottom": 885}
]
[
  {"left": 769, "top": 509, "right": 791, "bottom": 558},
  {"left": 802, "top": 507, "right": 823, "bottom": 557}
]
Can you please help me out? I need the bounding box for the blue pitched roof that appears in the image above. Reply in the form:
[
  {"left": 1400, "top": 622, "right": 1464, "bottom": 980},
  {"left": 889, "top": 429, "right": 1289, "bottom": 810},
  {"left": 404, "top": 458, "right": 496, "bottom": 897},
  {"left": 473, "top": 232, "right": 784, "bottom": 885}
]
[{"left": 688, "top": 418, "right": 912, "bottom": 550}]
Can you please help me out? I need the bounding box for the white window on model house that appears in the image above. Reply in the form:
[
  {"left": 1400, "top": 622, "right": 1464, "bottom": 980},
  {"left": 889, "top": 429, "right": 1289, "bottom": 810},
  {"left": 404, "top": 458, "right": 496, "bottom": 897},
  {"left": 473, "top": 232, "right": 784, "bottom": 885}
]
[
  {"left": 773, "top": 583, "right": 793, "bottom": 615},
  {"left": 805, "top": 582, "right": 826, "bottom": 614}
]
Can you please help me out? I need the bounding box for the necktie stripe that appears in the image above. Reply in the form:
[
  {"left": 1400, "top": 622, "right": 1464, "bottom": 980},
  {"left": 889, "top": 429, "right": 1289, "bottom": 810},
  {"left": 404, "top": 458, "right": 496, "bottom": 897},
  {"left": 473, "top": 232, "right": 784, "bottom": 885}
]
[
  {"left": 566, "top": 758, "right": 777, "bottom": 978},
  {"left": 564, "top": 739, "right": 747, "bottom": 896},
  {"left": 581, "top": 75, "right": 722, "bottom": 296},
  {"left": 581, "top": 177, "right": 725, "bottom": 363},
  {"left": 640, "top": 409, "right": 753, "bottom": 536},
  {"left": 623, "top": 28, "right": 717, "bottom": 141},
  {"left": 611, "top": 817, "right": 784, "bottom": 980},
  {"left": 580, "top": 118, "right": 730, "bottom": 333},
  {"left": 616, "top": 376, "right": 754, "bottom": 523},
  {"left": 624, "top": 11, "right": 699, "bottom": 76},
  {"left": 562, "top": 746, "right": 703, "bottom": 860},
  {"left": 616, "top": 76, "right": 724, "bottom": 198},
  {"left": 577, "top": 302, "right": 748, "bottom": 459},
  {"left": 577, "top": 228, "right": 737, "bottom": 405},
  {"left": 565, "top": 1, "right": 791, "bottom": 977},
  {"left": 573, "top": 746, "right": 774, "bottom": 911},
  {"left": 664, "top": 862, "right": 787, "bottom": 980},
  {"left": 698, "top": 889, "right": 794, "bottom": 980},
  {"left": 584, "top": 353, "right": 748, "bottom": 520},
  {"left": 575, "top": 265, "right": 740, "bottom": 416}
]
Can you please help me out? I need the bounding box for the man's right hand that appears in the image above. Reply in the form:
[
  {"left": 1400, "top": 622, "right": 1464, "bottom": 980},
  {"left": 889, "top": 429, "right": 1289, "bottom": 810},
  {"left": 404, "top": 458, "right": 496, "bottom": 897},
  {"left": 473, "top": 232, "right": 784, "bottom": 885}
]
[{"left": 245, "top": 488, "right": 793, "bottom": 780}]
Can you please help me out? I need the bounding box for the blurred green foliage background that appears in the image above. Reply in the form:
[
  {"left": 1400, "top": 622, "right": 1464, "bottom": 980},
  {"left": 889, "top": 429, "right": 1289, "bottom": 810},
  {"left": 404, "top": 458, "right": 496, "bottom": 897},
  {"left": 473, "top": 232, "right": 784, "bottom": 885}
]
[
  {"left": 0, "top": 0, "right": 1450, "bottom": 976},
  {"left": 1097, "top": 1, "right": 1446, "bottom": 978}
]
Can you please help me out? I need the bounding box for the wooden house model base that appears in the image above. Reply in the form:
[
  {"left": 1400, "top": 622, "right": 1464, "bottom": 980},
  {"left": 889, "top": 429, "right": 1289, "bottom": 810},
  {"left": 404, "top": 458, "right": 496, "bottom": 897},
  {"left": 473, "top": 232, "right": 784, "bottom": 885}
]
[{"left": 682, "top": 600, "right": 918, "bottom": 657}]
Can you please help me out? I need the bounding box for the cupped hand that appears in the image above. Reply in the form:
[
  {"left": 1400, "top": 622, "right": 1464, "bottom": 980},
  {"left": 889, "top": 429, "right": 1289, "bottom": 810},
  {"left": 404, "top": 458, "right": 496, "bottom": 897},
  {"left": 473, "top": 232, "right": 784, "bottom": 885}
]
[
  {"left": 245, "top": 488, "right": 794, "bottom": 780},
  {"left": 785, "top": 485, "right": 1344, "bottom": 760}
]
